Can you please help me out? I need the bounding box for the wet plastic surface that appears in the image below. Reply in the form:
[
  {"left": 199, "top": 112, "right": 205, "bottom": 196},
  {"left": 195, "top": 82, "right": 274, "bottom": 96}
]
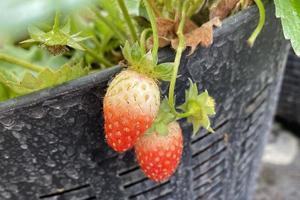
[
  {"left": 0, "top": 3, "right": 289, "bottom": 200},
  {"left": 277, "top": 50, "right": 300, "bottom": 125}
]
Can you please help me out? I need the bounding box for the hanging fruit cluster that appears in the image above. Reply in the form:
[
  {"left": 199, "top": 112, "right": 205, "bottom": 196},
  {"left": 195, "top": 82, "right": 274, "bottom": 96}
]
[{"left": 103, "top": 0, "right": 216, "bottom": 182}]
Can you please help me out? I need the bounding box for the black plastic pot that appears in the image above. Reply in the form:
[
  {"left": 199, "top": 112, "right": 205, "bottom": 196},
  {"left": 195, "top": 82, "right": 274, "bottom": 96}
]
[
  {"left": 0, "top": 3, "right": 289, "bottom": 200},
  {"left": 276, "top": 49, "right": 300, "bottom": 126}
]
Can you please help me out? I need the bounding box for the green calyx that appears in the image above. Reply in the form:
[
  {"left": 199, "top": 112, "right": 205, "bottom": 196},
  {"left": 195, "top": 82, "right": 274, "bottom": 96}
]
[
  {"left": 146, "top": 99, "right": 176, "bottom": 135},
  {"left": 122, "top": 41, "right": 173, "bottom": 81},
  {"left": 179, "top": 80, "right": 216, "bottom": 134},
  {"left": 21, "top": 13, "right": 89, "bottom": 55}
]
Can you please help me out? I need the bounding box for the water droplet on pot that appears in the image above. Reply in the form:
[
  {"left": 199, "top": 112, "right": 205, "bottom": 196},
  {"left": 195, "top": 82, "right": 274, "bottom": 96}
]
[
  {"left": 25, "top": 124, "right": 32, "bottom": 130},
  {"left": 36, "top": 129, "right": 44, "bottom": 136},
  {"left": 40, "top": 175, "right": 53, "bottom": 186},
  {"left": 0, "top": 118, "right": 15, "bottom": 129},
  {"left": 58, "top": 144, "right": 66, "bottom": 152},
  {"left": 26, "top": 107, "right": 48, "bottom": 119},
  {"left": 68, "top": 117, "right": 75, "bottom": 124},
  {"left": 20, "top": 144, "right": 28, "bottom": 150},
  {"left": 51, "top": 148, "right": 58, "bottom": 153},
  {"left": 49, "top": 105, "right": 69, "bottom": 118},
  {"left": 12, "top": 131, "right": 21, "bottom": 139},
  {"left": 46, "top": 158, "right": 56, "bottom": 167},
  {"left": 223, "top": 96, "right": 234, "bottom": 111},
  {"left": 7, "top": 185, "right": 18, "bottom": 193},
  {"left": 66, "top": 147, "right": 75, "bottom": 156},
  {"left": 0, "top": 135, "right": 4, "bottom": 143},
  {"left": 48, "top": 134, "right": 58, "bottom": 144},
  {"left": 66, "top": 168, "right": 79, "bottom": 179},
  {"left": 2, "top": 191, "right": 11, "bottom": 199},
  {"left": 3, "top": 153, "right": 9, "bottom": 159}
]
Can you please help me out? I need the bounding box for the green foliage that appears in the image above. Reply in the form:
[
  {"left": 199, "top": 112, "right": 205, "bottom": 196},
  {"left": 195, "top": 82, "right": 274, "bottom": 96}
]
[
  {"left": 0, "top": 0, "right": 95, "bottom": 40},
  {"left": 274, "top": 0, "right": 300, "bottom": 56},
  {"left": 0, "top": 46, "right": 89, "bottom": 101},
  {"left": 146, "top": 99, "right": 176, "bottom": 135},
  {"left": 122, "top": 41, "right": 173, "bottom": 81}
]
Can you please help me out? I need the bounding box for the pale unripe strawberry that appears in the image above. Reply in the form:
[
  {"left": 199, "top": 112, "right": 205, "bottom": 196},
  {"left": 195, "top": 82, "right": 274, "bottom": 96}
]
[
  {"left": 135, "top": 121, "right": 183, "bottom": 182},
  {"left": 103, "top": 70, "right": 160, "bottom": 152}
]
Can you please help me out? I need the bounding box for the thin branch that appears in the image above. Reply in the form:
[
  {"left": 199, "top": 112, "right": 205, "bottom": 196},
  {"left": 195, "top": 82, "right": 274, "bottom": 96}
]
[
  {"left": 117, "top": 0, "right": 138, "bottom": 42},
  {"left": 0, "top": 53, "right": 44, "bottom": 72}
]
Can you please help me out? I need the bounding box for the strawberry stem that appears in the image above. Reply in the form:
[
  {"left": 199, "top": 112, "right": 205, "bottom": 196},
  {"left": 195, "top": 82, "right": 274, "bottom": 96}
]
[
  {"left": 0, "top": 53, "right": 44, "bottom": 72},
  {"left": 140, "top": 28, "right": 152, "bottom": 55},
  {"left": 144, "top": 0, "right": 159, "bottom": 62},
  {"left": 247, "top": 0, "right": 265, "bottom": 47},
  {"left": 176, "top": 111, "right": 193, "bottom": 119},
  {"left": 117, "top": 0, "right": 138, "bottom": 43},
  {"left": 168, "top": 2, "right": 188, "bottom": 114}
]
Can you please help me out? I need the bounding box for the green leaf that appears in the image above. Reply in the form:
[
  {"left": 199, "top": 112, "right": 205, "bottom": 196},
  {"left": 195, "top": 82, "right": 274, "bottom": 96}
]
[
  {"left": 146, "top": 99, "right": 176, "bottom": 135},
  {"left": 0, "top": 46, "right": 90, "bottom": 101},
  {"left": 153, "top": 62, "right": 173, "bottom": 81},
  {"left": 274, "top": 0, "right": 300, "bottom": 56},
  {"left": 27, "top": 26, "right": 46, "bottom": 41},
  {"left": 121, "top": 41, "right": 173, "bottom": 81},
  {"left": 130, "top": 42, "right": 143, "bottom": 62},
  {"left": 61, "top": 18, "right": 71, "bottom": 33},
  {"left": 0, "top": 83, "right": 8, "bottom": 101}
]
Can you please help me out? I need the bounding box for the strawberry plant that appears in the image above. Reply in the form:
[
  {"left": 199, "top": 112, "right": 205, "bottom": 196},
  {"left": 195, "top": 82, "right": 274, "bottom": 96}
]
[
  {"left": 0, "top": 0, "right": 296, "bottom": 183},
  {"left": 102, "top": 0, "right": 218, "bottom": 182}
]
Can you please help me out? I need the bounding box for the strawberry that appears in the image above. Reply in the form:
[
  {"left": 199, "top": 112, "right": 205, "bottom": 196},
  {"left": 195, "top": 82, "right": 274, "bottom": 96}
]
[
  {"left": 134, "top": 121, "right": 183, "bottom": 182},
  {"left": 103, "top": 70, "right": 160, "bottom": 152}
]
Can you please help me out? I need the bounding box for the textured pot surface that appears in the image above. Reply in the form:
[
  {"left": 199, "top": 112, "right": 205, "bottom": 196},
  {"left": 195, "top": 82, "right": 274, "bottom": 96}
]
[
  {"left": 277, "top": 50, "right": 300, "bottom": 125},
  {"left": 0, "top": 3, "right": 289, "bottom": 200}
]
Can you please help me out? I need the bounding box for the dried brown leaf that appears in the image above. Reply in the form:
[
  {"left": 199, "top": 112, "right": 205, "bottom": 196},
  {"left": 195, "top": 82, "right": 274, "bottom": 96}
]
[
  {"left": 171, "top": 17, "right": 221, "bottom": 54},
  {"left": 209, "top": 0, "right": 240, "bottom": 20},
  {"left": 147, "top": 37, "right": 171, "bottom": 49},
  {"left": 147, "top": 18, "right": 198, "bottom": 49},
  {"left": 157, "top": 18, "right": 176, "bottom": 38},
  {"left": 236, "top": 0, "right": 254, "bottom": 11},
  {"left": 147, "top": 18, "right": 176, "bottom": 49},
  {"left": 175, "top": 18, "right": 198, "bottom": 34}
]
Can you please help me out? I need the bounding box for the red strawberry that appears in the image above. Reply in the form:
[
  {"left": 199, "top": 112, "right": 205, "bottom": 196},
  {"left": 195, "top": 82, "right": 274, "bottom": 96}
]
[
  {"left": 135, "top": 121, "right": 183, "bottom": 182},
  {"left": 103, "top": 70, "right": 160, "bottom": 152}
]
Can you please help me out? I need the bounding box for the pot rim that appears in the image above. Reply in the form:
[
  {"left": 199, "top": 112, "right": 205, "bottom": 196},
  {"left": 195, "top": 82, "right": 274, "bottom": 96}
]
[{"left": 0, "top": 5, "right": 259, "bottom": 113}]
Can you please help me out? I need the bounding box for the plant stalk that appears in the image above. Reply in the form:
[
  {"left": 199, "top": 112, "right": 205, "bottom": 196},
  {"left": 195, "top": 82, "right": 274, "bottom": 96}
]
[
  {"left": 168, "top": 2, "right": 188, "bottom": 114},
  {"left": 143, "top": 0, "right": 159, "bottom": 62},
  {"left": 140, "top": 28, "right": 152, "bottom": 55},
  {"left": 176, "top": 111, "right": 192, "bottom": 119},
  {"left": 117, "top": 0, "right": 138, "bottom": 42},
  {"left": 0, "top": 53, "right": 44, "bottom": 72},
  {"left": 247, "top": 0, "right": 265, "bottom": 47},
  {"left": 81, "top": 44, "right": 112, "bottom": 67}
]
